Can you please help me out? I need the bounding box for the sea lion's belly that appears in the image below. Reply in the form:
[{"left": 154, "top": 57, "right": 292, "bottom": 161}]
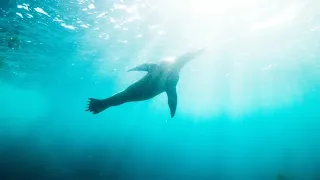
[
  {"left": 123, "top": 66, "right": 179, "bottom": 101},
  {"left": 123, "top": 72, "right": 166, "bottom": 101}
]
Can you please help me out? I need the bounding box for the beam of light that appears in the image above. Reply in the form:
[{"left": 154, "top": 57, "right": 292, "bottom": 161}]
[
  {"left": 250, "top": 3, "right": 303, "bottom": 31},
  {"left": 78, "top": 0, "right": 312, "bottom": 120}
]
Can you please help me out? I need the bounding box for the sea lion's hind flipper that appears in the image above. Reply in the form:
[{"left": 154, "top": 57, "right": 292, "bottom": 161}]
[
  {"left": 166, "top": 87, "right": 177, "bottom": 118},
  {"left": 86, "top": 98, "right": 109, "bottom": 114},
  {"left": 127, "top": 63, "right": 157, "bottom": 72}
]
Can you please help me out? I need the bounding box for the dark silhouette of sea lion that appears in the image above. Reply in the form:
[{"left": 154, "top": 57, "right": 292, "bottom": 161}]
[{"left": 86, "top": 48, "right": 204, "bottom": 118}]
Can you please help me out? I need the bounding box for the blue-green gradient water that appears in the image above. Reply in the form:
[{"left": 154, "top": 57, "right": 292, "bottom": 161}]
[{"left": 1, "top": 0, "right": 320, "bottom": 179}]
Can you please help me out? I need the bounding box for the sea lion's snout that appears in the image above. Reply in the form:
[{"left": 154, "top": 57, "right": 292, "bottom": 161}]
[{"left": 193, "top": 48, "right": 205, "bottom": 56}]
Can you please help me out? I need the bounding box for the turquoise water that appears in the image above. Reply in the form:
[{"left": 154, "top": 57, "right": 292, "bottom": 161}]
[{"left": 1, "top": 0, "right": 320, "bottom": 179}]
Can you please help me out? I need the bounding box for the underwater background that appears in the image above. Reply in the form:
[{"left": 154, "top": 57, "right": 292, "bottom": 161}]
[{"left": 1, "top": 0, "right": 320, "bottom": 179}]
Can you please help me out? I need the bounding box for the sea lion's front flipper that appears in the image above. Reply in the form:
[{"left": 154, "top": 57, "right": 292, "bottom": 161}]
[
  {"left": 166, "top": 87, "right": 177, "bottom": 118},
  {"left": 127, "top": 63, "right": 157, "bottom": 72}
]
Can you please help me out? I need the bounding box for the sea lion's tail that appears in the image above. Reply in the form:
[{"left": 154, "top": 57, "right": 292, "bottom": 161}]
[{"left": 86, "top": 98, "right": 109, "bottom": 114}]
